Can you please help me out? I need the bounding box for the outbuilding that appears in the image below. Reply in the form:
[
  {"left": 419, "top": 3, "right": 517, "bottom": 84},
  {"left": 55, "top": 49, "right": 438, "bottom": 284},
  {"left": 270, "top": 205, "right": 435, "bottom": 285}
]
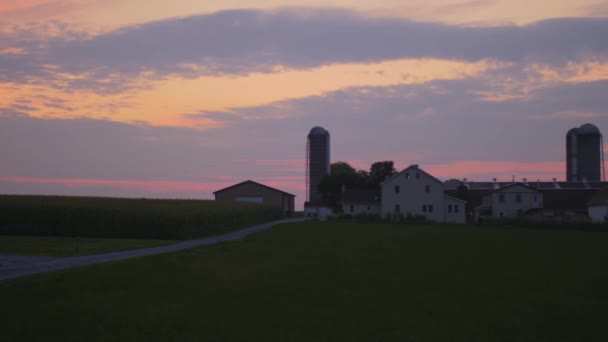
[
  {"left": 587, "top": 189, "right": 608, "bottom": 222},
  {"left": 214, "top": 180, "right": 295, "bottom": 216}
]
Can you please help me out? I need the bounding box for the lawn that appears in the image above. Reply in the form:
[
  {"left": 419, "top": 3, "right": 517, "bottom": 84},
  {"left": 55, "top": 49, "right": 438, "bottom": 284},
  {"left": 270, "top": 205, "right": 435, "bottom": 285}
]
[
  {"left": 0, "top": 235, "right": 177, "bottom": 257},
  {"left": 1, "top": 222, "right": 607, "bottom": 342}
]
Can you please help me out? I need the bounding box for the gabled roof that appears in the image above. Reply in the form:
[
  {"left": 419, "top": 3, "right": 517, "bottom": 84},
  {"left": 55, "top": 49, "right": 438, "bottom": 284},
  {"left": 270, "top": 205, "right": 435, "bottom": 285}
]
[
  {"left": 444, "top": 195, "right": 467, "bottom": 203},
  {"left": 341, "top": 187, "right": 381, "bottom": 204},
  {"left": 483, "top": 182, "right": 541, "bottom": 195},
  {"left": 213, "top": 180, "right": 295, "bottom": 197},
  {"left": 445, "top": 181, "right": 608, "bottom": 191},
  {"left": 444, "top": 189, "right": 487, "bottom": 207},
  {"left": 380, "top": 164, "right": 443, "bottom": 186}
]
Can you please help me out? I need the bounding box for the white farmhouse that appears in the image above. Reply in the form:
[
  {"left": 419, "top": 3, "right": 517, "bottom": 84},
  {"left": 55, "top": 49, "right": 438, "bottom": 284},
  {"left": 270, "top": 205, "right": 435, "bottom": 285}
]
[
  {"left": 479, "top": 183, "right": 543, "bottom": 218},
  {"left": 380, "top": 164, "right": 466, "bottom": 223}
]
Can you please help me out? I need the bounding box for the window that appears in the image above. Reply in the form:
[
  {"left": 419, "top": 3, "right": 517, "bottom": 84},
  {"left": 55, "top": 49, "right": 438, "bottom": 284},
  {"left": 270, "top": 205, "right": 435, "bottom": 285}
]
[
  {"left": 395, "top": 185, "right": 400, "bottom": 193},
  {"left": 349, "top": 205, "right": 354, "bottom": 213},
  {"left": 499, "top": 211, "right": 504, "bottom": 218},
  {"left": 533, "top": 195, "right": 538, "bottom": 203},
  {"left": 422, "top": 204, "right": 427, "bottom": 212},
  {"left": 395, "top": 204, "right": 401, "bottom": 213},
  {"left": 367, "top": 205, "right": 371, "bottom": 211},
  {"left": 405, "top": 173, "right": 409, "bottom": 179},
  {"left": 448, "top": 204, "right": 453, "bottom": 213},
  {"left": 428, "top": 204, "right": 433, "bottom": 213},
  {"left": 499, "top": 193, "right": 505, "bottom": 203},
  {"left": 415, "top": 173, "right": 420, "bottom": 179},
  {"left": 516, "top": 193, "right": 522, "bottom": 203},
  {"left": 454, "top": 204, "right": 459, "bottom": 213},
  {"left": 425, "top": 185, "right": 430, "bottom": 193}
]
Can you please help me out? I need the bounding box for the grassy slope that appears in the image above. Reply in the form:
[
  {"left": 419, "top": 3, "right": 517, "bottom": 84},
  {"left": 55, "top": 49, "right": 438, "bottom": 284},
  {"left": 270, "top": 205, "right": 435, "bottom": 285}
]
[
  {"left": 1, "top": 222, "right": 607, "bottom": 342},
  {"left": 0, "top": 235, "right": 177, "bottom": 257}
]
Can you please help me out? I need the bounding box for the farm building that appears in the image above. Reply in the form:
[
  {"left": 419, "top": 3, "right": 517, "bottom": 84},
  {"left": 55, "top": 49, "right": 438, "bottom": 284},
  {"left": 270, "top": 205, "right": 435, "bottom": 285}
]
[
  {"left": 587, "top": 189, "right": 608, "bottom": 222},
  {"left": 380, "top": 164, "right": 467, "bottom": 224},
  {"left": 341, "top": 187, "right": 381, "bottom": 215},
  {"left": 445, "top": 178, "right": 608, "bottom": 222},
  {"left": 214, "top": 180, "right": 295, "bottom": 216}
]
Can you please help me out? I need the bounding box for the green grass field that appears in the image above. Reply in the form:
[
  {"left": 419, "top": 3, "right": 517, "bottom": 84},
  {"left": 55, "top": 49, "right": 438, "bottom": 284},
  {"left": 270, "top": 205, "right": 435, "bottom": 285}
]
[
  {"left": 0, "top": 235, "right": 177, "bottom": 257},
  {"left": 1, "top": 222, "right": 607, "bottom": 341},
  {"left": 0, "top": 195, "right": 283, "bottom": 240}
]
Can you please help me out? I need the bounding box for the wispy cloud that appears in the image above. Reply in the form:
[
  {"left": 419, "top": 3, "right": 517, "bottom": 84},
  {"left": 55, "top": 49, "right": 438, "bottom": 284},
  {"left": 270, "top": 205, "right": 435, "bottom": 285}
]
[{"left": 2, "top": 9, "right": 608, "bottom": 93}]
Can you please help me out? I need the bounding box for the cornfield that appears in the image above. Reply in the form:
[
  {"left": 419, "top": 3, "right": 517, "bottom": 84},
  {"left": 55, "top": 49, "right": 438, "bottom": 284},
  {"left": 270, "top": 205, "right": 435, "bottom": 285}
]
[{"left": 0, "top": 195, "right": 283, "bottom": 240}]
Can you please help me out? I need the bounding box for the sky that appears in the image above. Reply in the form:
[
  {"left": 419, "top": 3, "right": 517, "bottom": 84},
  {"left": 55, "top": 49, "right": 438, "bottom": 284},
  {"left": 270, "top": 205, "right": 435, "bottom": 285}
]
[{"left": 2, "top": 0, "right": 608, "bottom": 209}]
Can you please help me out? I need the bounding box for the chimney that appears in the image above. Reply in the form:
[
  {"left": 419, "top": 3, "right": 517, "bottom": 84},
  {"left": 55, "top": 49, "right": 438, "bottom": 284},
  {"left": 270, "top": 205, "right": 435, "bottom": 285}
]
[
  {"left": 463, "top": 178, "right": 469, "bottom": 189},
  {"left": 523, "top": 178, "right": 528, "bottom": 185},
  {"left": 492, "top": 178, "right": 499, "bottom": 189},
  {"left": 553, "top": 178, "right": 560, "bottom": 189}
]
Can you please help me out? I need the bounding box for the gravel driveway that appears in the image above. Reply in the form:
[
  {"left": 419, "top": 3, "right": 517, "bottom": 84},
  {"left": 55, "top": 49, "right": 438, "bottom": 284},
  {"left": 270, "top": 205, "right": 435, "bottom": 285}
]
[{"left": 0, "top": 218, "right": 302, "bottom": 282}]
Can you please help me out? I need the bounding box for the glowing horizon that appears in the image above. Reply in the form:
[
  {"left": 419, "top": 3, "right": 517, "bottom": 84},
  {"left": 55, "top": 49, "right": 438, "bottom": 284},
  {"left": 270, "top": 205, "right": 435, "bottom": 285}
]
[{"left": 2, "top": 1, "right": 608, "bottom": 209}]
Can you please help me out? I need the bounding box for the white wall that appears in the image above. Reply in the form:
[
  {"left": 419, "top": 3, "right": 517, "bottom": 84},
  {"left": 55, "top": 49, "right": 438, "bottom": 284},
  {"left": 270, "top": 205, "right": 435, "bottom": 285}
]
[
  {"left": 589, "top": 205, "right": 608, "bottom": 223},
  {"left": 381, "top": 165, "right": 445, "bottom": 222},
  {"left": 486, "top": 184, "right": 543, "bottom": 218},
  {"left": 445, "top": 197, "right": 466, "bottom": 223}
]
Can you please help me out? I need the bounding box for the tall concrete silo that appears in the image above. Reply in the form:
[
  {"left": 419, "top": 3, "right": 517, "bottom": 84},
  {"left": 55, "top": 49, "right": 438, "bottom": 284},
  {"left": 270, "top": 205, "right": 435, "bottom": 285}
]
[
  {"left": 306, "top": 126, "right": 330, "bottom": 203},
  {"left": 566, "top": 123, "right": 604, "bottom": 181}
]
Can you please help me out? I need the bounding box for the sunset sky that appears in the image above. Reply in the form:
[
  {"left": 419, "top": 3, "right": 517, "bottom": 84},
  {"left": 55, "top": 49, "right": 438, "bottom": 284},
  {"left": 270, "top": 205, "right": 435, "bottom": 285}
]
[{"left": 2, "top": 0, "right": 608, "bottom": 209}]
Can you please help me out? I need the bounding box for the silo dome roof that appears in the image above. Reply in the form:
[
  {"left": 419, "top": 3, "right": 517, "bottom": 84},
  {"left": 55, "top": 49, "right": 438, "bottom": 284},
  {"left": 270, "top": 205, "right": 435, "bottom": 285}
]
[
  {"left": 578, "top": 123, "right": 601, "bottom": 135},
  {"left": 566, "top": 128, "right": 579, "bottom": 136},
  {"left": 309, "top": 126, "right": 329, "bottom": 136}
]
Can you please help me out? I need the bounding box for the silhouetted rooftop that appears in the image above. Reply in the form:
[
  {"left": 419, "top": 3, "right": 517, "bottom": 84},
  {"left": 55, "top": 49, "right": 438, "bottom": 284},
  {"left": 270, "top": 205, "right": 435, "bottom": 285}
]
[{"left": 309, "top": 126, "right": 329, "bottom": 136}]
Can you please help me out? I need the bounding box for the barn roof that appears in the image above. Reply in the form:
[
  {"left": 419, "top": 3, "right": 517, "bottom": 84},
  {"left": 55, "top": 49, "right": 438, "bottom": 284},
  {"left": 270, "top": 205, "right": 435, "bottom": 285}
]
[
  {"left": 341, "top": 187, "right": 381, "bottom": 204},
  {"left": 213, "top": 180, "right": 295, "bottom": 197}
]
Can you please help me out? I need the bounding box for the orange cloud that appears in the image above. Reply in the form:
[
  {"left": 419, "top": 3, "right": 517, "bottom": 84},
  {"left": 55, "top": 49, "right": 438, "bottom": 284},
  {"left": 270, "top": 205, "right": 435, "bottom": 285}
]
[{"left": 0, "top": 58, "right": 499, "bottom": 127}]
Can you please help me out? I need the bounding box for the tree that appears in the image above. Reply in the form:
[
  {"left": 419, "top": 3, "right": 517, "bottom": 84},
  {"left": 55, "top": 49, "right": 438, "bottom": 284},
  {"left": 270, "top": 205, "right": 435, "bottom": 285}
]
[
  {"left": 317, "top": 162, "right": 366, "bottom": 210},
  {"left": 368, "top": 161, "right": 397, "bottom": 187},
  {"left": 317, "top": 160, "right": 397, "bottom": 210}
]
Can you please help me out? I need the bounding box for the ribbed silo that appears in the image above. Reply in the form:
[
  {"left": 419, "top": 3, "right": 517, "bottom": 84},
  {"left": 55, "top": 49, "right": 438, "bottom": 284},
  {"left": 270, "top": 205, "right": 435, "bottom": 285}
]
[
  {"left": 566, "top": 127, "right": 579, "bottom": 181},
  {"left": 306, "top": 126, "right": 330, "bottom": 203},
  {"left": 566, "top": 123, "right": 603, "bottom": 181}
]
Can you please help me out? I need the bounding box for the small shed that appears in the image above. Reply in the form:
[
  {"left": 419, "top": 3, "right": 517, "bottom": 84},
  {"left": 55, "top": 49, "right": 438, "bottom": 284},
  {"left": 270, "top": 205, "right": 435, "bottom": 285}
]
[
  {"left": 341, "top": 187, "right": 381, "bottom": 215},
  {"left": 214, "top": 180, "right": 295, "bottom": 216},
  {"left": 587, "top": 189, "right": 608, "bottom": 222}
]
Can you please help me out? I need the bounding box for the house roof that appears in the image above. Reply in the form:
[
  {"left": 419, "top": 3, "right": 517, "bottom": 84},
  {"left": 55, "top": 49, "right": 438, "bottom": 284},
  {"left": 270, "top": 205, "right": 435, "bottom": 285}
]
[
  {"left": 542, "top": 189, "right": 599, "bottom": 210},
  {"left": 213, "top": 180, "right": 295, "bottom": 197},
  {"left": 483, "top": 182, "right": 542, "bottom": 195},
  {"left": 444, "top": 189, "right": 487, "bottom": 207},
  {"left": 341, "top": 187, "right": 381, "bottom": 204},
  {"left": 444, "top": 195, "right": 467, "bottom": 203},
  {"left": 444, "top": 180, "right": 608, "bottom": 191},
  {"left": 381, "top": 164, "right": 443, "bottom": 186}
]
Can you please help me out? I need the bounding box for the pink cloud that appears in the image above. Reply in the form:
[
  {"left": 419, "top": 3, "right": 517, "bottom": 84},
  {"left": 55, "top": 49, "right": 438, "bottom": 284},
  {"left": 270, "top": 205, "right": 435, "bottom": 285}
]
[{"left": 0, "top": 176, "right": 233, "bottom": 193}]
